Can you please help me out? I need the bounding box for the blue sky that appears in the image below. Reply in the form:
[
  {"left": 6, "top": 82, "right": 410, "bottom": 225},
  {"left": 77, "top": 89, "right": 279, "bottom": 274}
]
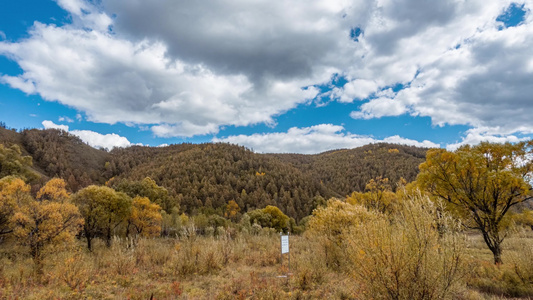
[{"left": 0, "top": 0, "right": 532, "bottom": 153}]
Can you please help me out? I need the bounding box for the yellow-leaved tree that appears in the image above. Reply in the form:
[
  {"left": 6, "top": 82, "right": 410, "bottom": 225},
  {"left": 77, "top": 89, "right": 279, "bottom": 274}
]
[
  {"left": 36, "top": 177, "right": 70, "bottom": 202},
  {"left": 345, "top": 194, "right": 465, "bottom": 299},
  {"left": 224, "top": 200, "right": 241, "bottom": 222},
  {"left": 0, "top": 144, "right": 38, "bottom": 181},
  {"left": 346, "top": 177, "right": 398, "bottom": 214},
  {"left": 418, "top": 141, "right": 533, "bottom": 264},
  {"left": 72, "top": 185, "right": 131, "bottom": 250},
  {"left": 307, "top": 198, "right": 379, "bottom": 270},
  {"left": 10, "top": 178, "right": 83, "bottom": 276},
  {"left": 0, "top": 176, "right": 33, "bottom": 236},
  {"left": 129, "top": 196, "right": 162, "bottom": 237}
]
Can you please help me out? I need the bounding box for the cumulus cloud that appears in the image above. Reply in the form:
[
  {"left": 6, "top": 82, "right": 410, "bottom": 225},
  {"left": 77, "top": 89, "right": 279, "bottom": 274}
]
[
  {"left": 0, "top": 0, "right": 346, "bottom": 137},
  {"left": 213, "top": 124, "right": 439, "bottom": 154},
  {"left": 345, "top": 0, "right": 533, "bottom": 137},
  {"left": 103, "top": 0, "right": 365, "bottom": 84},
  {"left": 42, "top": 120, "right": 133, "bottom": 149},
  {"left": 446, "top": 127, "right": 529, "bottom": 151},
  {"left": 1, "top": 0, "right": 532, "bottom": 144},
  {"left": 42, "top": 120, "right": 69, "bottom": 132}
]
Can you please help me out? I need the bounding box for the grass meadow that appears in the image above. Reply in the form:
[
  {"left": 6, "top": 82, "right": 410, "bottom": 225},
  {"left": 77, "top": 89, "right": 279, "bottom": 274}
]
[{"left": 0, "top": 227, "right": 532, "bottom": 299}]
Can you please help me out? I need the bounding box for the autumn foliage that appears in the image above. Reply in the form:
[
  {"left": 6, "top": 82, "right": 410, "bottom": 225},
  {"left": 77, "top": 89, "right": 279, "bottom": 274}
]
[
  {"left": 2, "top": 136, "right": 533, "bottom": 298},
  {"left": 418, "top": 141, "right": 533, "bottom": 264}
]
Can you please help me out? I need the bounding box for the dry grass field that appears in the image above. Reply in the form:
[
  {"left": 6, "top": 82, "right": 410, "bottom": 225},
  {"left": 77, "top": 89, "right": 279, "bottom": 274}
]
[{"left": 0, "top": 227, "right": 532, "bottom": 300}]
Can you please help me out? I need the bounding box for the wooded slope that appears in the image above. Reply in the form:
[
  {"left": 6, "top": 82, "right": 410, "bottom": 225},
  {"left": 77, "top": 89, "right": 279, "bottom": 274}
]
[{"left": 0, "top": 126, "right": 429, "bottom": 219}]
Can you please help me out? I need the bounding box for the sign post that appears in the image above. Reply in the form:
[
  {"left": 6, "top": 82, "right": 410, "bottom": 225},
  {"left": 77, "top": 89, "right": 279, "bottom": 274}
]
[{"left": 280, "top": 233, "right": 290, "bottom": 276}]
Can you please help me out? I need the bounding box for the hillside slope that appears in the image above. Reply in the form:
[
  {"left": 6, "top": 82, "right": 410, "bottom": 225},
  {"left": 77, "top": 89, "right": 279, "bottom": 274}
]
[
  {"left": 272, "top": 143, "right": 427, "bottom": 196},
  {"left": 109, "top": 143, "right": 334, "bottom": 220},
  {"left": 0, "top": 127, "right": 110, "bottom": 188},
  {"left": 1, "top": 126, "right": 429, "bottom": 219}
]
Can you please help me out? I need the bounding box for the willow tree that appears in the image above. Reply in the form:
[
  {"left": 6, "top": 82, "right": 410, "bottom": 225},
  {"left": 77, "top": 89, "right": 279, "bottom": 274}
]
[
  {"left": 0, "top": 176, "right": 33, "bottom": 236},
  {"left": 128, "top": 196, "right": 162, "bottom": 237},
  {"left": 418, "top": 141, "right": 533, "bottom": 264},
  {"left": 11, "top": 178, "right": 83, "bottom": 276},
  {"left": 72, "top": 185, "right": 131, "bottom": 250}
]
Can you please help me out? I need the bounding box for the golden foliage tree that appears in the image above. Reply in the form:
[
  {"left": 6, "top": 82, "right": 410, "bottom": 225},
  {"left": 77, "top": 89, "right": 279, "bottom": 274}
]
[
  {"left": 0, "top": 176, "right": 33, "bottom": 236},
  {"left": 10, "top": 179, "right": 83, "bottom": 275},
  {"left": 308, "top": 198, "right": 378, "bottom": 240},
  {"left": 36, "top": 178, "right": 70, "bottom": 202},
  {"left": 345, "top": 195, "right": 465, "bottom": 299},
  {"left": 224, "top": 200, "right": 241, "bottom": 222},
  {"left": 418, "top": 141, "right": 533, "bottom": 264},
  {"left": 129, "top": 196, "right": 162, "bottom": 237},
  {"left": 346, "top": 177, "right": 398, "bottom": 214},
  {"left": 112, "top": 177, "right": 172, "bottom": 212},
  {"left": 247, "top": 205, "right": 290, "bottom": 232},
  {"left": 308, "top": 198, "right": 379, "bottom": 270},
  {"left": 72, "top": 185, "right": 131, "bottom": 250}
]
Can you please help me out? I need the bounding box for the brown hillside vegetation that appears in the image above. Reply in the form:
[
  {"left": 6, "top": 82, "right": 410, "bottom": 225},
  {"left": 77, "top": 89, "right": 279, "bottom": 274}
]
[
  {"left": 110, "top": 144, "right": 333, "bottom": 221},
  {"left": 272, "top": 143, "right": 427, "bottom": 196},
  {"left": 0, "top": 126, "right": 110, "bottom": 189},
  {"left": 21, "top": 129, "right": 110, "bottom": 189},
  {"left": 0, "top": 127, "right": 428, "bottom": 220},
  {"left": 109, "top": 143, "right": 427, "bottom": 220}
]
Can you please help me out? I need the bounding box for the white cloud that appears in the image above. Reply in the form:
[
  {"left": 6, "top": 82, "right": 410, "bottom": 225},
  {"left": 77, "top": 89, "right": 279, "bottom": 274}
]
[
  {"left": 345, "top": 0, "right": 533, "bottom": 137},
  {"left": 70, "top": 129, "right": 133, "bottom": 149},
  {"left": 0, "top": 0, "right": 532, "bottom": 143},
  {"left": 336, "top": 79, "right": 379, "bottom": 102},
  {"left": 0, "top": 31, "right": 6, "bottom": 40},
  {"left": 213, "top": 124, "right": 439, "bottom": 154},
  {"left": 42, "top": 120, "right": 133, "bottom": 149},
  {"left": 446, "top": 127, "right": 529, "bottom": 151},
  {"left": 350, "top": 96, "right": 407, "bottom": 119},
  {"left": 58, "top": 116, "right": 74, "bottom": 123},
  {"left": 0, "top": 0, "right": 347, "bottom": 137},
  {"left": 42, "top": 120, "right": 69, "bottom": 132}
]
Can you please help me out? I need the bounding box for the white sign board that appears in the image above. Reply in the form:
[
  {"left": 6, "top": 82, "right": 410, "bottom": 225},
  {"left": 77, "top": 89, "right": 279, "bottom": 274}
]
[{"left": 281, "top": 235, "right": 289, "bottom": 254}]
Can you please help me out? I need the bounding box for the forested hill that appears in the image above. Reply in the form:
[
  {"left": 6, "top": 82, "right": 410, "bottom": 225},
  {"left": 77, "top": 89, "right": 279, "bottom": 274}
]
[
  {"left": 271, "top": 143, "right": 427, "bottom": 197},
  {"left": 0, "top": 126, "right": 429, "bottom": 220},
  {"left": 0, "top": 126, "right": 111, "bottom": 188}
]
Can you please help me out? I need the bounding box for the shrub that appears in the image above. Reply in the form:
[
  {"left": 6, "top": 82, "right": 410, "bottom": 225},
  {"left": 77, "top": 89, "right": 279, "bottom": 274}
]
[
  {"left": 345, "top": 195, "right": 466, "bottom": 300},
  {"left": 307, "top": 198, "right": 378, "bottom": 271}
]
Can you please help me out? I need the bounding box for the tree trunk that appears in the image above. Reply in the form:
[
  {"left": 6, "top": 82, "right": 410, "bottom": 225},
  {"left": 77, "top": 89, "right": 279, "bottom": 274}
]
[
  {"left": 125, "top": 220, "right": 130, "bottom": 238},
  {"left": 84, "top": 226, "right": 93, "bottom": 251},
  {"left": 481, "top": 229, "right": 503, "bottom": 265},
  {"left": 491, "top": 243, "right": 503, "bottom": 265},
  {"left": 30, "top": 244, "right": 44, "bottom": 277},
  {"left": 87, "top": 235, "right": 92, "bottom": 251},
  {"left": 106, "top": 227, "right": 112, "bottom": 248}
]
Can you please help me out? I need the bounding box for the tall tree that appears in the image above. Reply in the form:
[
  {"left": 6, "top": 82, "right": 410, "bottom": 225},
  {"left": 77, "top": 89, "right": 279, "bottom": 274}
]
[
  {"left": 10, "top": 179, "right": 83, "bottom": 276},
  {"left": 112, "top": 177, "right": 173, "bottom": 213},
  {"left": 128, "top": 196, "right": 162, "bottom": 237},
  {"left": 0, "top": 176, "right": 33, "bottom": 236},
  {"left": 72, "top": 185, "right": 131, "bottom": 250},
  {"left": 346, "top": 177, "right": 398, "bottom": 214},
  {"left": 418, "top": 141, "right": 533, "bottom": 264}
]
